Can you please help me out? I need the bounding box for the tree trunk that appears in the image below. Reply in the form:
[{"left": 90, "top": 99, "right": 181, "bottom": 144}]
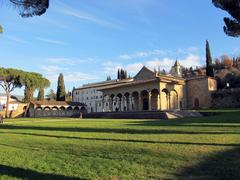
[{"left": 5, "top": 91, "right": 10, "bottom": 118}]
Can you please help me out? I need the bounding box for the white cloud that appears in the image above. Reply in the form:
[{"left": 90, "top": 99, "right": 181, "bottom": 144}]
[
  {"left": 46, "top": 57, "right": 94, "bottom": 65},
  {"left": 103, "top": 54, "right": 201, "bottom": 76},
  {"left": 37, "top": 37, "right": 67, "bottom": 45},
  {"left": 102, "top": 61, "right": 123, "bottom": 75},
  {"left": 5, "top": 35, "right": 28, "bottom": 44},
  {"left": 47, "top": 72, "right": 97, "bottom": 83},
  {"left": 126, "top": 63, "right": 144, "bottom": 74},
  {"left": 145, "top": 58, "right": 174, "bottom": 71},
  {"left": 41, "top": 64, "right": 97, "bottom": 83},
  {"left": 119, "top": 49, "right": 167, "bottom": 60},
  {"left": 119, "top": 47, "right": 198, "bottom": 60},
  {"left": 40, "top": 65, "right": 67, "bottom": 74},
  {"left": 179, "top": 54, "right": 201, "bottom": 68},
  {"left": 119, "top": 54, "right": 132, "bottom": 60},
  {"left": 54, "top": 1, "right": 120, "bottom": 29}
]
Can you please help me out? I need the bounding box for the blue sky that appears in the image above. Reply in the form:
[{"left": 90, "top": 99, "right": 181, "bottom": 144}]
[{"left": 0, "top": 0, "right": 239, "bottom": 95}]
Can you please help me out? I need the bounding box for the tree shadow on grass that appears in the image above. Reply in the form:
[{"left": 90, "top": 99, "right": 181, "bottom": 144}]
[
  {"left": 0, "top": 164, "right": 83, "bottom": 180},
  {"left": 126, "top": 111, "right": 240, "bottom": 127},
  {"left": 1, "top": 132, "right": 240, "bottom": 147},
  {"left": 178, "top": 147, "right": 240, "bottom": 180},
  {"left": 1, "top": 125, "right": 240, "bottom": 135}
]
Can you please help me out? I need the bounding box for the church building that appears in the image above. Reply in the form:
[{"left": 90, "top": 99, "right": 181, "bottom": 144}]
[{"left": 72, "top": 61, "right": 217, "bottom": 113}]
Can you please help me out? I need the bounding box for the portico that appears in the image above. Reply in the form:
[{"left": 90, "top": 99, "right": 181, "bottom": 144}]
[{"left": 98, "top": 66, "right": 186, "bottom": 112}]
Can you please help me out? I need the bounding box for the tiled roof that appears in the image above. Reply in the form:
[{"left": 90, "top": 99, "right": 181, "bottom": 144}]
[{"left": 30, "top": 101, "right": 85, "bottom": 106}]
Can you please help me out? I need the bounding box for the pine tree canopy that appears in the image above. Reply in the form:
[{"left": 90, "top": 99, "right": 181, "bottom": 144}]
[
  {"left": 9, "top": 0, "right": 49, "bottom": 17},
  {"left": 213, "top": 0, "right": 240, "bottom": 37}
]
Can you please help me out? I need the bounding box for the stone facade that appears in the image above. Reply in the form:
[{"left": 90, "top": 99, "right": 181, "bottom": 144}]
[
  {"left": 27, "top": 101, "right": 86, "bottom": 118},
  {"left": 73, "top": 64, "right": 217, "bottom": 113},
  {"left": 186, "top": 76, "right": 217, "bottom": 109}
]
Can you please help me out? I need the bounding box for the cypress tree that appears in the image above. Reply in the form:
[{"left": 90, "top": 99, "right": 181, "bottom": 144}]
[
  {"left": 206, "top": 40, "right": 214, "bottom": 77},
  {"left": 56, "top": 73, "right": 66, "bottom": 101},
  {"left": 37, "top": 88, "right": 44, "bottom": 101},
  {"left": 120, "top": 69, "right": 123, "bottom": 79},
  {"left": 117, "top": 69, "right": 120, "bottom": 79}
]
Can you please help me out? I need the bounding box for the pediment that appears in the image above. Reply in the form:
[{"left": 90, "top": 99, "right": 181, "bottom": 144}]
[{"left": 134, "top": 66, "right": 156, "bottom": 80}]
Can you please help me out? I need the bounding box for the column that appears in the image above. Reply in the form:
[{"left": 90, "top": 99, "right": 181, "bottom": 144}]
[
  {"left": 122, "top": 97, "right": 125, "bottom": 111},
  {"left": 138, "top": 96, "right": 142, "bottom": 111},
  {"left": 157, "top": 94, "right": 161, "bottom": 111},
  {"left": 118, "top": 98, "right": 122, "bottom": 111},
  {"left": 129, "top": 95, "right": 132, "bottom": 111},
  {"left": 102, "top": 98, "right": 105, "bottom": 112},
  {"left": 111, "top": 97, "right": 114, "bottom": 112},
  {"left": 126, "top": 96, "right": 129, "bottom": 111},
  {"left": 168, "top": 95, "right": 171, "bottom": 110},
  {"left": 148, "top": 92, "right": 152, "bottom": 111}
]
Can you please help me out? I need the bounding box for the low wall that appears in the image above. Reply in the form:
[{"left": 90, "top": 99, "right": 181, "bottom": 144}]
[
  {"left": 84, "top": 110, "right": 203, "bottom": 120},
  {"left": 211, "top": 88, "right": 240, "bottom": 108},
  {"left": 29, "top": 109, "right": 81, "bottom": 118},
  {"left": 84, "top": 111, "right": 168, "bottom": 119}
]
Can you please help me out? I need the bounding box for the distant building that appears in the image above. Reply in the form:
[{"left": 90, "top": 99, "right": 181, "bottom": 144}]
[
  {"left": 170, "top": 60, "right": 184, "bottom": 77},
  {"left": 73, "top": 61, "right": 217, "bottom": 113},
  {"left": 0, "top": 94, "right": 19, "bottom": 111}
]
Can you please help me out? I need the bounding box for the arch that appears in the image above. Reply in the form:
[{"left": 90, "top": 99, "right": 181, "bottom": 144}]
[
  {"left": 141, "top": 90, "right": 149, "bottom": 111},
  {"left": 132, "top": 91, "right": 139, "bottom": 111},
  {"left": 60, "top": 106, "right": 66, "bottom": 110},
  {"left": 194, "top": 98, "right": 200, "bottom": 109},
  {"left": 124, "top": 92, "right": 130, "bottom": 111},
  {"left": 110, "top": 94, "right": 115, "bottom": 99},
  {"left": 170, "top": 89, "right": 178, "bottom": 110},
  {"left": 116, "top": 93, "right": 123, "bottom": 111},
  {"left": 151, "top": 89, "right": 160, "bottom": 111},
  {"left": 67, "top": 106, "right": 73, "bottom": 110},
  {"left": 109, "top": 94, "right": 115, "bottom": 112},
  {"left": 36, "top": 106, "right": 42, "bottom": 110},
  {"left": 117, "top": 93, "right": 122, "bottom": 98},
  {"left": 52, "top": 106, "right": 59, "bottom": 111},
  {"left": 74, "top": 106, "right": 80, "bottom": 110},
  {"left": 44, "top": 106, "right": 51, "bottom": 111},
  {"left": 161, "top": 89, "right": 169, "bottom": 110},
  {"left": 80, "top": 106, "right": 87, "bottom": 113}
]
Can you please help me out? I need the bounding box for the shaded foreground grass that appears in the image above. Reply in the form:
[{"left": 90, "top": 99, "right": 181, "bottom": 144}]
[{"left": 0, "top": 110, "right": 240, "bottom": 179}]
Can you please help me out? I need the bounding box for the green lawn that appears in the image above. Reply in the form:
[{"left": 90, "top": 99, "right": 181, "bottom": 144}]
[{"left": 0, "top": 110, "right": 240, "bottom": 179}]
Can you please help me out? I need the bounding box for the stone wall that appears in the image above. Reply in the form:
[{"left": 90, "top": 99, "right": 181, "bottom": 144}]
[
  {"left": 186, "top": 76, "right": 217, "bottom": 109},
  {"left": 29, "top": 109, "right": 81, "bottom": 118},
  {"left": 211, "top": 88, "right": 240, "bottom": 108}
]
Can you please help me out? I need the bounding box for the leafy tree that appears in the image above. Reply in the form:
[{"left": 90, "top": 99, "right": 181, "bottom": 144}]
[
  {"left": 56, "top": 73, "right": 66, "bottom": 101},
  {"left": 218, "top": 73, "right": 240, "bottom": 89},
  {"left": 46, "top": 89, "right": 56, "bottom": 100},
  {"left": 212, "top": 0, "right": 240, "bottom": 37},
  {"left": 22, "top": 72, "right": 50, "bottom": 102},
  {"left": 221, "top": 55, "right": 233, "bottom": 68},
  {"left": 0, "top": 67, "right": 23, "bottom": 117},
  {"left": 0, "top": 25, "right": 2, "bottom": 33},
  {"left": 206, "top": 40, "right": 214, "bottom": 77}
]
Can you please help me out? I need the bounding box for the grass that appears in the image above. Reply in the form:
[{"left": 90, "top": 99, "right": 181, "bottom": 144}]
[{"left": 0, "top": 110, "right": 240, "bottom": 179}]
